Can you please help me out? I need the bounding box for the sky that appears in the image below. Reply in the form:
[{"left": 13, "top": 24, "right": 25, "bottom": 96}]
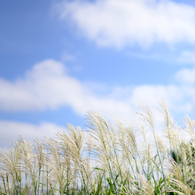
[{"left": 1, "top": 0, "right": 195, "bottom": 145}]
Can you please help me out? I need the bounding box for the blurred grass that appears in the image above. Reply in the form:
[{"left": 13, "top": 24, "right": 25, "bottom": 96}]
[{"left": 0, "top": 100, "right": 195, "bottom": 194}]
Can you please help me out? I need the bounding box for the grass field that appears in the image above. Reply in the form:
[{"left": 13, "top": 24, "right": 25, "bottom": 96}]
[{"left": 0, "top": 101, "right": 195, "bottom": 195}]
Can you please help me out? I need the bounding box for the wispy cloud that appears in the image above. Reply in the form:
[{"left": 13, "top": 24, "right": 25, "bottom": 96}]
[
  {"left": 1, "top": 59, "right": 195, "bottom": 145},
  {"left": 0, "top": 60, "right": 195, "bottom": 118},
  {"left": 177, "top": 50, "right": 195, "bottom": 64},
  {"left": 0, "top": 59, "right": 133, "bottom": 119},
  {"left": 54, "top": 0, "right": 195, "bottom": 48},
  {"left": 127, "top": 52, "right": 160, "bottom": 60},
  {"left": 127, "top": 51, "right": 174, "bottom": 63},
  {"left": 175, "top": 66, "right": 195, "bottom": 84},
  {"left": 0, "top": 59, "right": 194, "bottom": 121},
  {"left": 61, "top": 51, "right": 75, "bottom": 62},
  {"left": 0, "top": 120, "right": 65, "bottom": 145}
]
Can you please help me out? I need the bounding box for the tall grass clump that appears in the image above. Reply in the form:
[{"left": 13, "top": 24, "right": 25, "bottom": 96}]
[{"left": 1, "top": 101, "right": 195, "bottom": 194}]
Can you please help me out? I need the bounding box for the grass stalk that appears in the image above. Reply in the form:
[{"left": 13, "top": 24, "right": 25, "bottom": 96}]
[{"left": 1, "top": 101, "right": 195, "bottom": 194}]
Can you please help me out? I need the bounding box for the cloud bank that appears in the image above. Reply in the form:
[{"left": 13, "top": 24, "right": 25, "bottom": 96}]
[
  {"left": 55, "top": 0, "right": 195, "bottom": 48},
  {"left": 0, "top": 59, "right": 194, "bottom": 119},
  {"left": 1, "top": 59, "right": 195, "bottom": 144},
  {"left": 0, "top": 59, "right": 133, "bottom": 119},
  {"left": 0, "top": 120, "right": 65, "bottom": 145}
]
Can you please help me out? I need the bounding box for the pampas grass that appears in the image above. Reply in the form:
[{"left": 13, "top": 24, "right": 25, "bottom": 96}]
[{"left": 0, "top": 101, "right": 195, "bottom": 194}]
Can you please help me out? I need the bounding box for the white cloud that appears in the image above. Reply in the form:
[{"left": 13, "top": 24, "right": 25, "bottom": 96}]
[
  {"left": 0, "top": 120, "right": 65, "bottom": 145},
  {"left": 1, "top": 58, "right": 195, "bottom": 127},
  {"left": 130, "top": 85, "right": 183, "bottom": 109},
  {"left": 131, "top": 84, "right": 193, "bottom": 119},
  {"left": 55, "top": 0, "right": 195, "bottom": 48},
  {"left": 2, "top": 60, "right": 195, "bottom": 144},
  {"left": 0, "top": 59, "right": 134, "bottom": 119}
]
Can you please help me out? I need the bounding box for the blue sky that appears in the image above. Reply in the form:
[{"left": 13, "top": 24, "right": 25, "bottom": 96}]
[{"left": 1, "top": 0, "right": 195, "bottom": 145}]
